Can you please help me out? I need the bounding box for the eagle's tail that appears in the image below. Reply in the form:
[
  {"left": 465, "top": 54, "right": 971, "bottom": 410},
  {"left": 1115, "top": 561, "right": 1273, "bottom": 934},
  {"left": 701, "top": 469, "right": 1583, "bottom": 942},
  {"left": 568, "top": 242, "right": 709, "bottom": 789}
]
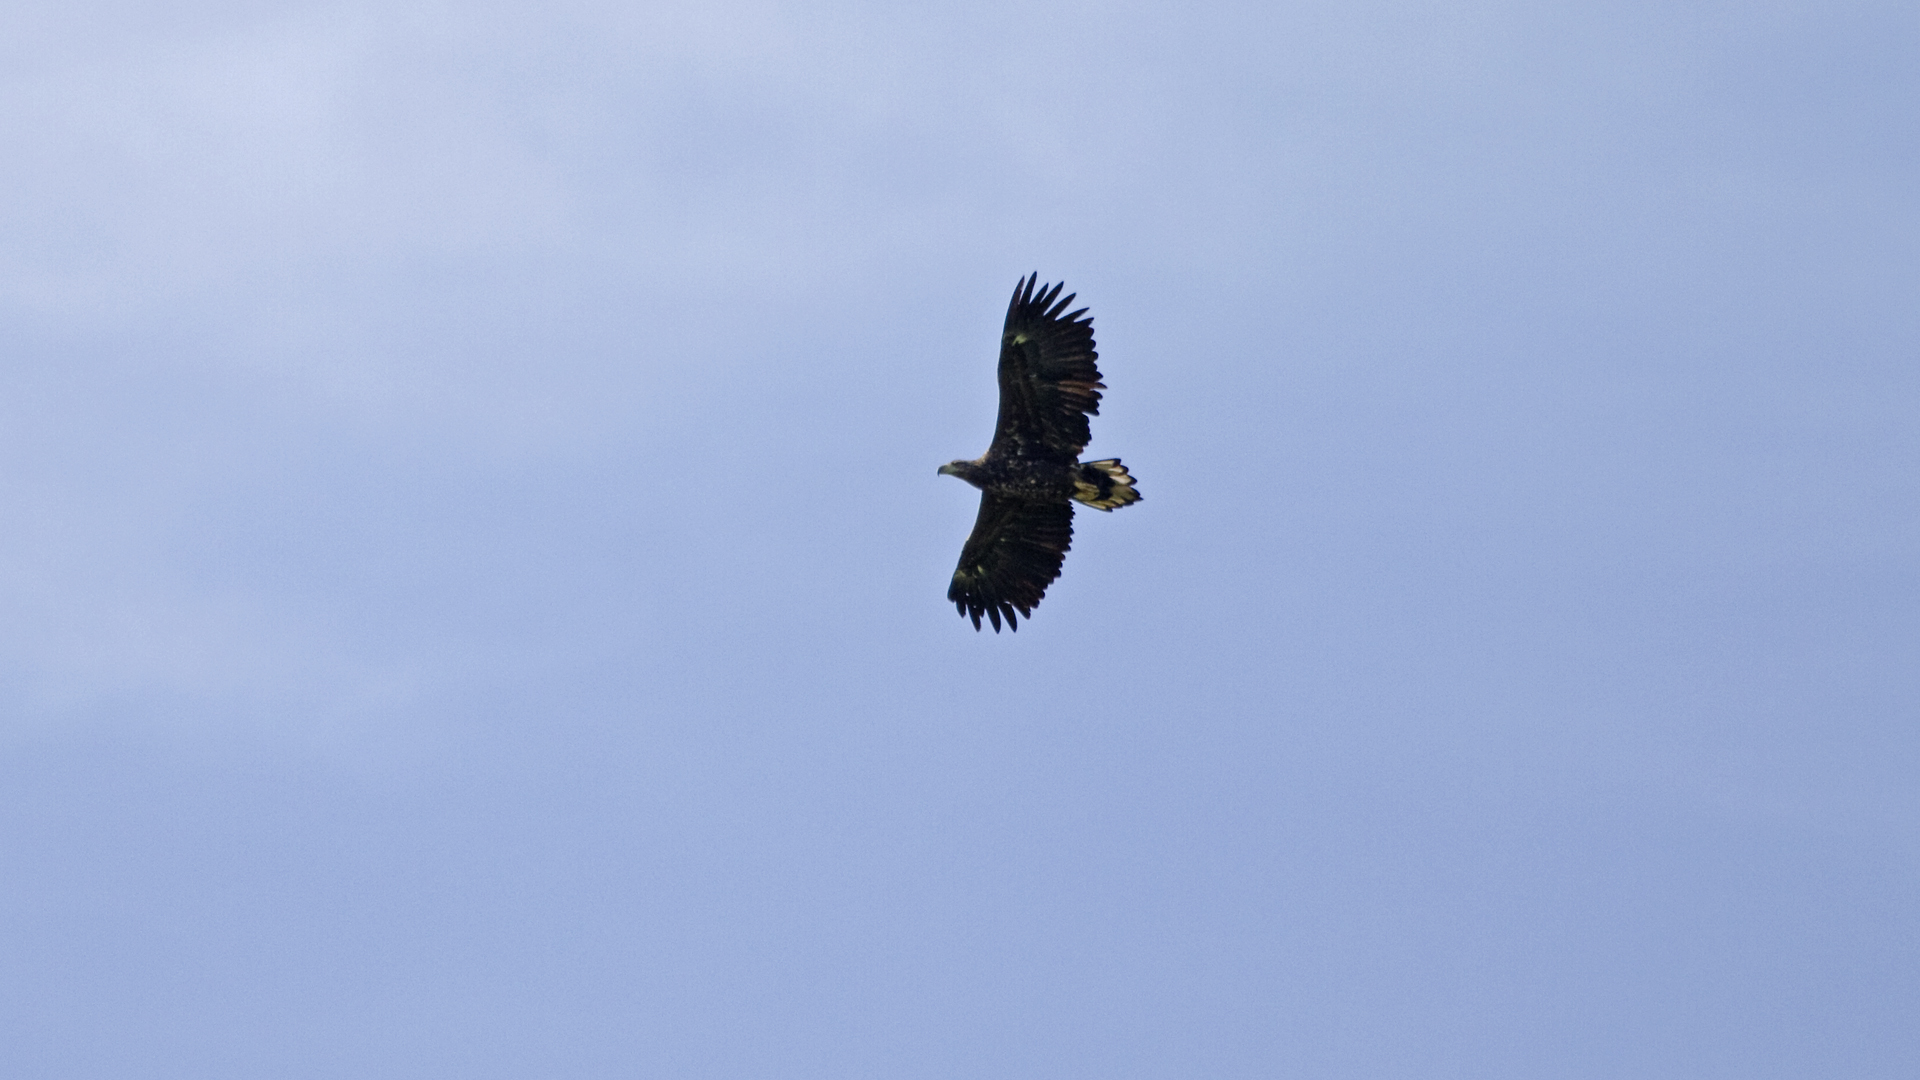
[{"left": 1071, "top": 459, "right": 1142, "bottom": 511}]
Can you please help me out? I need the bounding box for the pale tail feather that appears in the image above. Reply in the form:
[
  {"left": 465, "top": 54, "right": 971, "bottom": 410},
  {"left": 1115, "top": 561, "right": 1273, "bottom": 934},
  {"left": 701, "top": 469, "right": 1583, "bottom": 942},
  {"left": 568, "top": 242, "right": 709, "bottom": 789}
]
[{"left": 1071, "top": 458, "right": 1142, "bottom": 511}]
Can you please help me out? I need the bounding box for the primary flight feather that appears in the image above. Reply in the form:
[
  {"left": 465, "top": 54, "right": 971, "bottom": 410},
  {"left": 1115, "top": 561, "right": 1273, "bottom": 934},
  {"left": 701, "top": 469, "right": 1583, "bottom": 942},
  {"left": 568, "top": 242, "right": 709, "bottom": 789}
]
[{"left": 937, "top": 274, "right": 1142, "bottom": 632}]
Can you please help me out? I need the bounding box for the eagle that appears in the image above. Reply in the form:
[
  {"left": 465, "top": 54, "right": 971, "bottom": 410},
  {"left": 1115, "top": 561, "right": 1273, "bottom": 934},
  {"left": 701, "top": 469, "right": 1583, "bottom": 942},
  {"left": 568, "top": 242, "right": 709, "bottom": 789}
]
[{"left": 938, "top": 273, "right": 1142, "bottom": 632}]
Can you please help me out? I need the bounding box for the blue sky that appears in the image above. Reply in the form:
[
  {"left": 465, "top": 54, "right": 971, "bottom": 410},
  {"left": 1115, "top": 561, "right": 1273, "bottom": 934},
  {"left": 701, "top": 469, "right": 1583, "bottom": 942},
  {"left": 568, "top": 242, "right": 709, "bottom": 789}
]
[{"left": 3, "top": 0, "right": 1917, "bottom": 1076}]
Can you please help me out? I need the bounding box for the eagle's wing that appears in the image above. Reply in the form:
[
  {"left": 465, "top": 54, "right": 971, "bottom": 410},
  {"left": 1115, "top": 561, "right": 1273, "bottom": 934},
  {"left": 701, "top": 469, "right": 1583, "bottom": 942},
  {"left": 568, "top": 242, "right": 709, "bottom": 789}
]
[
  {"left": 991, "top": 274, "right": 1103, "bottom": 461},
  {"left": 948, "top": 494, "right": 1075, "bottom": 632}
]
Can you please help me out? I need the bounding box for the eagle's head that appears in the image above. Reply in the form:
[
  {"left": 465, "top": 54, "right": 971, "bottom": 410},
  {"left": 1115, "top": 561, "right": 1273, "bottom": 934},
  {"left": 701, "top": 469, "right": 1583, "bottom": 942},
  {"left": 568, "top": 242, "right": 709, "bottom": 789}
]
[{"left": 938, "top": 459, "right": 987, "bottom": 487}]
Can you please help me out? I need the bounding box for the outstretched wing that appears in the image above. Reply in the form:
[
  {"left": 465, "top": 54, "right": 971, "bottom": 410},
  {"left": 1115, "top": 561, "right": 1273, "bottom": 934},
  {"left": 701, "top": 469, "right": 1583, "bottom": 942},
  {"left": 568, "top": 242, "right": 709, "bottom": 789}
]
[
  {"left": 948, "top": 495, "right": 1075, "bottom": 632},
  {"left": 991, "top": 274, "right": 1103, "bottom": 461}
]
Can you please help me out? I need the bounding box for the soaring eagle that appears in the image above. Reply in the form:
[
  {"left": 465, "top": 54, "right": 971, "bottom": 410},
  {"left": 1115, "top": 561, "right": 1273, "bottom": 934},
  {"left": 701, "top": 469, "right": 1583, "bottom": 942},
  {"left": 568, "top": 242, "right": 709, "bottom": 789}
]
[{"left": 938, "top": 274, "right": 1142, "bottom": 632}]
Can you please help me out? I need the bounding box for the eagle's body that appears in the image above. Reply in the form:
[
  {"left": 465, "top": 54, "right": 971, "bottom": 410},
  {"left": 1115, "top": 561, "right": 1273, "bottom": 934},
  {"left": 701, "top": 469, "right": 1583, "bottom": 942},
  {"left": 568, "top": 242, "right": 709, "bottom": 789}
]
[
  {"left": 938, "top": 274, "right": 1141, "bottom": 632},
  {"left": 938, "top": 456, "right": 1076, "bottom": 501}
]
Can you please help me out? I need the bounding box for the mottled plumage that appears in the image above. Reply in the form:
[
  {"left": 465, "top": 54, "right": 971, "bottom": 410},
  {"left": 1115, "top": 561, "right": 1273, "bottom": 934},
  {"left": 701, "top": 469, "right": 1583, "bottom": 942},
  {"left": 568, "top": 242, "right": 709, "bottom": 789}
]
[{"left": 938, "top": 274, "right": 1141, "bottom": 631}]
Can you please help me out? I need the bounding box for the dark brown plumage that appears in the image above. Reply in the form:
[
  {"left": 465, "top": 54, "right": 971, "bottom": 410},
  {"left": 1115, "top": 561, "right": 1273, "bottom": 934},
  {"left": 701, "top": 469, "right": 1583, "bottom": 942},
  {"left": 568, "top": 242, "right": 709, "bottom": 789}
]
[{"left": 938, "top": 274, "right": 1141, "bottom": 632}]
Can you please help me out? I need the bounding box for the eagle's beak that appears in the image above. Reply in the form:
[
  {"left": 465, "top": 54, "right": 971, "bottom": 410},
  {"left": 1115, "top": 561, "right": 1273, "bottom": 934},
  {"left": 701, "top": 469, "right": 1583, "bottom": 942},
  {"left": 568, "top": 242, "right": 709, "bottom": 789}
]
[{"left": 937, "top": 463, "right": 957, "bottom": 476}]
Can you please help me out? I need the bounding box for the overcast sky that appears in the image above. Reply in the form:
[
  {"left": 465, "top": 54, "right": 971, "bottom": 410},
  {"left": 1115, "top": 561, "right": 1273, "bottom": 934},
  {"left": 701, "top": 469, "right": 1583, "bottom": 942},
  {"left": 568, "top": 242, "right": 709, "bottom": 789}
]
[{"left": 3, "top": 0, "right": 1917, "bottom": 1076}]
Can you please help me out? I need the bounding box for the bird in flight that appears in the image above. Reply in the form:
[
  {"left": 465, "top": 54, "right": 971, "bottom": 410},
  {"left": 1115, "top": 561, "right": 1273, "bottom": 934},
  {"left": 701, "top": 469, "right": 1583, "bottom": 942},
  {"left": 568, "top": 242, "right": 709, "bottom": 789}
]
[{"left": 938, "top": 274, "right": 1142, "bottom": 632}]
